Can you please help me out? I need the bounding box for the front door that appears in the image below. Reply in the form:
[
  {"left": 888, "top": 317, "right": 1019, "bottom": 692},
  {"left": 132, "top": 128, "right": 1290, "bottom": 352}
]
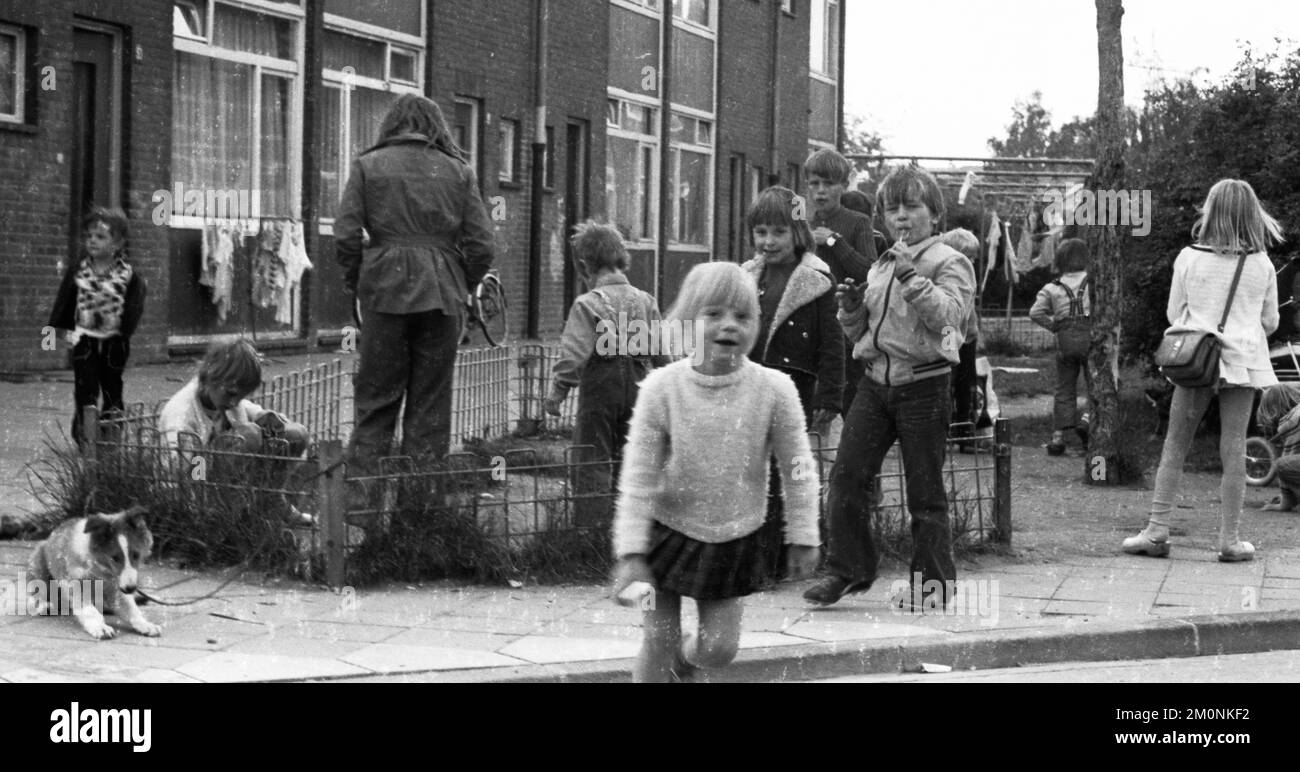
[
  {"left": 563, "top": 120, "right": 589, "bottom": 311},
  {"left": 69, "top": 25, "right": 122, "bottom": 258}
]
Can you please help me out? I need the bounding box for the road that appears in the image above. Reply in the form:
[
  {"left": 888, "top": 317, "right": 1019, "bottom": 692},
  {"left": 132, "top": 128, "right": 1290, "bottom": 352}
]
[{"left": 793, "top": 650, "right": 1300, "bottom": 683}]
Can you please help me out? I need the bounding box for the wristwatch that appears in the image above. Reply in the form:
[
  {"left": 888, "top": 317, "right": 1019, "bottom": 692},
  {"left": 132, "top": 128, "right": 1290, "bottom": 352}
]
[{"left": 826, "top": 233, "right": 841, "bottom": 247}]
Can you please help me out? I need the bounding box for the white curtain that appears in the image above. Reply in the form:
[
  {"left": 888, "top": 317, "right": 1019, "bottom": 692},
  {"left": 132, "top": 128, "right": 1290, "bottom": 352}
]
[{"left": 172, "top": 52, "right": 254, "bottom": 210}]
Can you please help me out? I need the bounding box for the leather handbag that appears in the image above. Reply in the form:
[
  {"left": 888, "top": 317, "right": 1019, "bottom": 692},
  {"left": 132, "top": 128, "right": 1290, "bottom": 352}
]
[{"left": 1155, "top": 252, "right": 1247, "bottom": 388}]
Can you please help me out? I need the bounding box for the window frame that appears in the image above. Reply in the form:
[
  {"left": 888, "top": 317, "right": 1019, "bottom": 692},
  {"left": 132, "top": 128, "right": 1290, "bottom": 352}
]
[
  {"left": 0, "top": 22, "right": 26, "bottom": 125},
  {"left": 781, "top": 0, "right": 795, "bottom": 16},
  {"left": 498, "top": 117, "right": 520, "bottom": 185},
  {"left": 666, "top": 13, "right": 715, "bottom": 251},
  {"left": 606, "top": 91, "right": 661, "bottom": 247},
  {"left": 317, "top": 19, "right": 425, "bottom": 227},
  {"left": 543, "top": 124, "right": 556, "bottom": 191},
  {"left": 171, "top": 0, "right": 305, "bottom": 228},
  {"left": 452, "top": 95, "right": 482, "bottom": 181}
]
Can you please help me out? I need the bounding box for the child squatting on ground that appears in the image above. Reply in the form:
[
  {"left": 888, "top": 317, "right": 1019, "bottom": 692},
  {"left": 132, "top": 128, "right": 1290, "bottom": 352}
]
[
  {"left": 1029, "top": 238, "right": 1093, "bottom": 456},
  {"left": 47, "top": 207, "right": 148, "bottom": 447},
  {"left": 159, "top": 339, "right": 309, "bottom": 457},
  {"left": 610, "top": 262, "right": 820, "bottom": 683},
  {"left": 1255, "top": 383, "right": 1300, "bottom": 512},
  {"left": 1123, "top": 178, "right": 1285, "bottom": 563},
  {"left": 544, "top": 221, "right": 670, "bottom": 527}
]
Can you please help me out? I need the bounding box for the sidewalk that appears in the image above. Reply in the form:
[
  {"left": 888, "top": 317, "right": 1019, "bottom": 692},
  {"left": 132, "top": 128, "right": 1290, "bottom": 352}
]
[
  {"left": 3, "top": 539, "right": 1300, "bottom": 683},
  {"left": 4, "top": 355, "right": 1300, "bottom": 682}
]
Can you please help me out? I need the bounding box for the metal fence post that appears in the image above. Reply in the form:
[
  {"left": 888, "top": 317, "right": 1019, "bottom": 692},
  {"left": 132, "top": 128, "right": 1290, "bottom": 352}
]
[
  {"left": 515, "top": 345, "right": 543, "bottom": 436},
  {"left": 993, "top": 417, "right": 1012, "bottom": 544},
  {"left": 317, "top": 440, "right": 347, "bottom": 589}
]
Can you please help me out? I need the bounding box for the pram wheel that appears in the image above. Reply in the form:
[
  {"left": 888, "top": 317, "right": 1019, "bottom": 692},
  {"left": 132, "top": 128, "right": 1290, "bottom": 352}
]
[{"left": 1245, "top": 436, "right": 1278, "bottom": 487}]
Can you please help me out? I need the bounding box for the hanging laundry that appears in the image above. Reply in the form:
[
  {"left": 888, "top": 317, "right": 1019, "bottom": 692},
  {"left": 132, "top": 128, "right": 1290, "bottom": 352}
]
[
  {"left": 200, "top": 221, "right": 236, "bottom": 323},
  {"left": 253, "top": 220, "right": 289, "bottom": 313},
  {"left": 275, "top": 221, "right": 313, "bottom": 326},
  {"left": 981, "top": 211, "right": 1002, "bottom": 294},
  {"left": 958, "top": 170, "right": 977, "bottom": 205},
  {"left": 1014, "top": 212, "right": 1035, "bottom": 273},
  {"left": 1001, "top": 219, "right": 1019, "bottom": 285},
  {"left": 1035, "top": 230, "right": 1057, "bottom": 270}
]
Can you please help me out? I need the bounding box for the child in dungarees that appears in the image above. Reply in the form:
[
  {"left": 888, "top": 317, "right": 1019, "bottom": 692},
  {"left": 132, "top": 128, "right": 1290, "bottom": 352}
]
[
  {"left": 545, "top": 222, "right": 671, "bottom": 527},
  {"left": 1029, "top": 238, "right": 1091, "bottom": 456},
  {"left": 47, "top": 207, "right": 147, "bottom": 447},
  {"left": 611, "top": 261, "right": 820, "bottom": 682}
]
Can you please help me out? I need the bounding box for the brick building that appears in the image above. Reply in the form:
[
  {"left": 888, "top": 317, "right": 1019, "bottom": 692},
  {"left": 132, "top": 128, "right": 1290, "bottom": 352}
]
[{"left": 0, "top": 0, "right": 843, "bottom": 371}]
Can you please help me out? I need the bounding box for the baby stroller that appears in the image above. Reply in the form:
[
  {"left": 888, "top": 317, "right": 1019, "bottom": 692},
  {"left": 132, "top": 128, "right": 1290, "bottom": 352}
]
[{"left": 1244, "top": 339, "right": 1300, "bottom": 487}]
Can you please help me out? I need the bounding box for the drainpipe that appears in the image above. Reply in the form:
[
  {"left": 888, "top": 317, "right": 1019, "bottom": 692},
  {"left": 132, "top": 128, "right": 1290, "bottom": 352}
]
[
  {"left": 527, "top": 0, "right": 548, "bottom": 339},
  {"left": 769, "top": 0, "right": 781, "bottom": 180},
  {"left": 835, "top": 0, "right": 845, "bottom": 152},
  {"left": 656, "top": 2, "right": 673, "bottom": 300}
]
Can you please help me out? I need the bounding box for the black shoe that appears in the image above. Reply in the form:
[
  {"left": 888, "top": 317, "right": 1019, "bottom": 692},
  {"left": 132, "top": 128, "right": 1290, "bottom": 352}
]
[
  {"left": 1046, "top": 442, "right": 1065, "bottom": 456},
  {"left": 803, "top": 575, "right": 873, "bottom": 606}
]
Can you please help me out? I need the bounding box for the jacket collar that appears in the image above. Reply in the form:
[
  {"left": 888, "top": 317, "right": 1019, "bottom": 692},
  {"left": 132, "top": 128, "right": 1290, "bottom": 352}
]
[{"left": 741, "top": 252, "right": 834, "bottom": 358}]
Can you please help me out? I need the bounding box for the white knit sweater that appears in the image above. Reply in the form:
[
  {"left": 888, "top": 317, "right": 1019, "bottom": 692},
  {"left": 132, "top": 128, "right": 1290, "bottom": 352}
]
[
  {"left": 612, "top": 358, "right": 820, "bottom": 558},
  {"left": 1165, "top": 245, "right": 1278, "bottom": 387}
]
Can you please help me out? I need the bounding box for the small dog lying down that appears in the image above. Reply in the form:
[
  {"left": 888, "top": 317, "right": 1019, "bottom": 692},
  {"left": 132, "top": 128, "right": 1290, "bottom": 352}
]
[{"left": 26, "top": 505, "right": 162, "bottom": 640}]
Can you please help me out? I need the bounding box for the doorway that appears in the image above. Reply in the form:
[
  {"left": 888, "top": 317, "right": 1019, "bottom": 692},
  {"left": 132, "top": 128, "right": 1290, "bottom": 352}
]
[
  {"left": 69, "top": 24, "right": 123, "bottom": 257},
  {"left": 563, "top": 119, "right": 589, "bottom": 311}
]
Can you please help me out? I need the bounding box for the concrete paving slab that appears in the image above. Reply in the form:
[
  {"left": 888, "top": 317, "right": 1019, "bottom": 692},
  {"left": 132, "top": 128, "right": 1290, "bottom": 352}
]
[
  {"left": 412, "top": 613, "right": 542, "bottom": 635},
  {"left": 343, "top": 642, "right": 527, "bottom": 672},
  {"left": 534, "top": 619, "right": 641, "bottom": 641},
  {"left": 279, "top": 619, "right": 406, "bottom": 643},
  {"left": 223, "top": 634, "right": 371, "bottom": 659},
  {"left": 783, "top": 619, "right": 951, "bottom": 643},
  {"left": 177, "top": 652, "right": 371, "bottom": 682},
  {"left": 498, "top": 635, "right": 641, "bottom": 664},
  {"left": 560, "top": 603, "right": 649, "bottom": 626},
  {"left": 1050, "top": 583, "right": 1162, "bottom": 602},
  {"left": 380, "top": 627, "right": 517, "bottom": 651},
  {"left": 1041, "top": 598, "right": 1149, "bottom": 617},
  {"left": 739, "top": 631, "right": 817, "bottom": 648}
]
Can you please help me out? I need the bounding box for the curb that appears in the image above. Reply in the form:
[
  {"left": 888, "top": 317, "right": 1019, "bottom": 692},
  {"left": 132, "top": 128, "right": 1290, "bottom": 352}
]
[{"left": 308, "top": 609, "right": 1300, "bottom": 683}]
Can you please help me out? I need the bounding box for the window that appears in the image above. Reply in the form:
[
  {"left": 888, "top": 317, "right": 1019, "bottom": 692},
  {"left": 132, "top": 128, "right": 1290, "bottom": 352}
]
[
  {"left": 318, "top": 25, "right": 422, "bottom": 218},
  {"left": 809, "top": 0, "right": 839, "bottom": 77},
  {"left": 781, "top": 0, "right": 795, "bottom": 15},
  {"left": 606, "top": 96, "right": 658, "bottom": 243},
  {"left": 544, "top": 124, "right": 556, "bottom": 190},
  {"left": 672, "top": 0, "right": 712, "bottom": 28},
  {"left": 0, "top": 23, "right": 24, "bottom": 124},
  {"left": 498, "top": 118, "right": 519, "bottom": 183},
  {"left": 172, "top": 1, "right": 304, "bottom": 221},
  {"left": 452, "top": 96, "right": 481, "bottom": 180},
  {"left": 750, "top": 166, "right": 764, "bottom": 203}
]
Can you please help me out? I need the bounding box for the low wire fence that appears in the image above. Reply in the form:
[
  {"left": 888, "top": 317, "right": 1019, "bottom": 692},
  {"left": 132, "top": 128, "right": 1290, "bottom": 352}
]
[
  {"left": 55, "top": 346, "right": 1013, "bottom": 588},
  {"left": 979, "top": 312, "right": 1055, "bottom": 354}
]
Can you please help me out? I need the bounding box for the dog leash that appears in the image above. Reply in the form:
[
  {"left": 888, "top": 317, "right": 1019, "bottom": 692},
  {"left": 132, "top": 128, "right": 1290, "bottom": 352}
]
[{"left": 134, "top": 561, "right": 251, "bottom": 606}]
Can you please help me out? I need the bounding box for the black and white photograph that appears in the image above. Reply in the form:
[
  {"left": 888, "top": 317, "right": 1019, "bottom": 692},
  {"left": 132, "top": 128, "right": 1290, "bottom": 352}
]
[{"left": 1, "top": 0, "right": 1299, "bottom": 748}]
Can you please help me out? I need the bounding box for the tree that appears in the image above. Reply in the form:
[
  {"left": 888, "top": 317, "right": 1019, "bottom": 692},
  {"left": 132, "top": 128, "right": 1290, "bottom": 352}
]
[
  {"left": 1086, "top": 0, "right": 1126, "bottom": 486},
  {"left": 987, "top": 91, "right": 1055, "bottom": 158},
  {"left": 842, "top": 112, "right": 886, "bottom": 156}
]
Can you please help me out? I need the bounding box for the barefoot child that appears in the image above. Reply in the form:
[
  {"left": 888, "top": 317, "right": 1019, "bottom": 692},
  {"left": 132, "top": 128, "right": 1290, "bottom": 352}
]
[{"left": 611, "top": 262, "right": 820, "bottom": 682}]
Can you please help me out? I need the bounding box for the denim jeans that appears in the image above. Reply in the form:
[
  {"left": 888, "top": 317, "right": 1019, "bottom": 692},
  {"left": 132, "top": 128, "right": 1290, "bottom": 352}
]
[
  {"left": 1054, "top": 347, "right": 1092, "bottom": 430},
  {"left": 825, "top": 373, "right": 955, "bottom": 590},
  {"left": 348, "top": 309, "right": 460, "bottom": 476},
  {"left": 572, "top": 355, "right": 650, "bottom": 527}
]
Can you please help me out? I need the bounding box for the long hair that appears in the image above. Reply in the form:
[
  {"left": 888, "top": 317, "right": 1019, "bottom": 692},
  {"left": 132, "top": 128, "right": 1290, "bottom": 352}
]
[
  {"left": 746, "top": 186, "right": 816, "bottom": 258},
  {"left": 371, "top": 93, "right": 467, "bottom": 162},
  {"left": 1257, "top": 383, "right": 1300, "bottom": 436},
  {"left": 1192, "top": 178, "right": 1285, "bottom": 256}
]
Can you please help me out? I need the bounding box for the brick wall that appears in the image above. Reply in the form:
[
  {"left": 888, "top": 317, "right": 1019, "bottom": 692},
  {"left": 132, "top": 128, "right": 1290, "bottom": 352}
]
[{"left": 0, "top": 0, "right": 171, "bottom": 372}]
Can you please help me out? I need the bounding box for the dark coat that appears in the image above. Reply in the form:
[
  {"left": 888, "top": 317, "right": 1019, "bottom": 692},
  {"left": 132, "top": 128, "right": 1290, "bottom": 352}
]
[
  {"left": 335, "top": 133, "right": 496, "bottom": 316},
  {"left": 741, "top": 252, "right": 845, "bottom": 414},
  {"left": 47, "top": 256, "right": 147, "bottom": 339}
]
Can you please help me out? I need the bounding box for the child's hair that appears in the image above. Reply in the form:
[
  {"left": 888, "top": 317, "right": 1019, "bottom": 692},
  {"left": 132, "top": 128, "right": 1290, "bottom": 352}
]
[
  {"left": 197, "top": 338, "right": 264, "bottom": 395},
  {"left": 83, "top": 206, "right": 130, "bottom": 245},
  {"left": 1257, "top": 383, "right": 1300, "bottom": 435},
  {"left": 570, "top": 220, "right": 630, "bottom": 273},
  {"left": 876, "top": 166, "right": 946, "bottom": 231},
  {"left": 747, "top": 186, "right": 816, "bottom": 256},
  {"left": 667, "top": 261, "right": 760, "bottom": 325},
  {"left": 372, "top": 93, "right": 467, "bottom": 163},
  {"left": 940, "top": 228, "right": 979, "bottom": 261},
  {"left": 803, "top": 148, "right": 853, "bottom": 185},
  {"left": 1192, "top": 178, "right": 1285, "bottom": 255},
  {"left": 1056, "top": 238, "right": 1089, "bottom": 273},
  {"left": 841, "top": 189, "right": 873, "bottom": 218}
]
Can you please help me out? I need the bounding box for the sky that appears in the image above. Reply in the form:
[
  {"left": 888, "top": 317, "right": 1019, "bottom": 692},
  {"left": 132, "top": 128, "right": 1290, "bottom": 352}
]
[{"left": 843, "top": 0, "right": 1300, "bottom": 161}]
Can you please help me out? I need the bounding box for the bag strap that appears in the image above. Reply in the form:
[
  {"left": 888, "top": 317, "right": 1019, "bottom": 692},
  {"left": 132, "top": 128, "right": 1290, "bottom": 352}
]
[{"left": 1218, "top": 254, "right": 1249, "bottom": 333}]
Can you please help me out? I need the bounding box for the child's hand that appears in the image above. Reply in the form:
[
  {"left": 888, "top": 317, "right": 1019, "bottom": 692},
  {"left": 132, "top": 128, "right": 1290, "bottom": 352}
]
[
  {"left": 810, "top": 409, "right": 837, "bottom": 439},
  {"left": 784, "top": 545, "right": 820, "bottom": 581},
  {"left": 836, "top": 278, "right": 867, "bottom": 312},
  {"left": 64, "top": 330, "right": 82, "bottom": 347},
  {"left": 542, "top": 396, "right": 563, "bottom": 416},
  {"left": 611, "top": 555, "right": 655, "bottom": 604},
  {"left": 812, "top": 227, "right": 834, "bottom": 246}
]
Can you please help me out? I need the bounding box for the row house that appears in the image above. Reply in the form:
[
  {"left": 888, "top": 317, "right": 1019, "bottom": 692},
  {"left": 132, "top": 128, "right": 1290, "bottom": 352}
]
[{"left": 0, "top": 0, "right": 843, "bottom": 370}]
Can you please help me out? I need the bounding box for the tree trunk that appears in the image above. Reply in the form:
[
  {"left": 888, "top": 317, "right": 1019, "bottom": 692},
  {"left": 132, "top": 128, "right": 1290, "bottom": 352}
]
[{"left": 1086, "top": 0, "right": 1125, "bottom": 485}]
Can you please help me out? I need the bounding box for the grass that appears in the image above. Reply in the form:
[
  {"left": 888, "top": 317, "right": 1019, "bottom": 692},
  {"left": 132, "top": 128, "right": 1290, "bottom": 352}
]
[{"left": 987, "top": 355, "right": 1056, "bottom": 398}]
